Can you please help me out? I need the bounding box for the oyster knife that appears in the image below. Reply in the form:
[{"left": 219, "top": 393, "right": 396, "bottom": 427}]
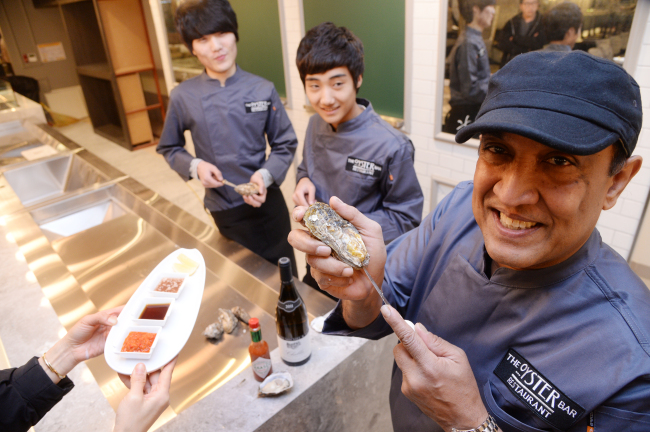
[
  {"left": 363, "top": 267, "right": 389, "bottom": 305},
  {"left": 222, "top": 179, "right": 237, "bottom": 188}
]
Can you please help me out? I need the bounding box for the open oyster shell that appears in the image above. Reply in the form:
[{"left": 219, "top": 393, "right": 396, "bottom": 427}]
[
  {"left": 258, "top": 372, "right": 294, "bottom": 397},
  {"left": 234, "top": 182, "right": 259, "bottom": 196},
  {"left": 303, "top": 202, "right": 369, "bottom": 269}
]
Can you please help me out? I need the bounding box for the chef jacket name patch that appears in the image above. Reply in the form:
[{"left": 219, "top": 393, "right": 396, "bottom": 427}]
[
  {"left": 346, "top": 157, "right": 382, "bottom": 178},
  {"left": 245, "top": 100, "right": 271, "bottom": 113},
  {"left": 494, "top": 349, "right": 585, "bottom": 430}
]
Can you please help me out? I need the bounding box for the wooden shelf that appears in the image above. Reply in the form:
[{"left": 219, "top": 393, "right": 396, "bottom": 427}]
[
  {"left": 77, "top": 63, "right": 112, "bottom": 80},
  {"left": 60, "top": 0, "right": 165, "bottom": 150},
  {"left": 95, "top": 123, "right": 127, "bottom": 145}
]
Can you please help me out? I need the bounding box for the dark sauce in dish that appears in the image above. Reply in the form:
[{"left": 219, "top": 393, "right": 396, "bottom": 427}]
[{"left": 139, "top": 303, "right": 170, "bottom": 320}]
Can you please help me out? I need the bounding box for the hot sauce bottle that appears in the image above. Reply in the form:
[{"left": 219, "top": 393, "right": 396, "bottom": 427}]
[{"left": 248, "top": 317, "right": 272, "bottom": 381}]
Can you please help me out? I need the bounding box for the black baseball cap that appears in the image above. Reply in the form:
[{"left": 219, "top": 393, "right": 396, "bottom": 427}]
[{"left": 455, "top": 50, "right": 642, "bottom": 156}]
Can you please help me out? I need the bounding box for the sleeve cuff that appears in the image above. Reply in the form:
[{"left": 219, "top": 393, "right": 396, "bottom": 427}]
[
  {"left": 190, "top": 158, "right": 203, "bottom": 180},
  {"left": 13, "top": 357, "right": 74, "bottom": 405},
  {"left": 323, "top": 301, "right": 393, "bottom": 340},
  {"left": 256, "top": 168, "right": 275, "bottom": 188}
]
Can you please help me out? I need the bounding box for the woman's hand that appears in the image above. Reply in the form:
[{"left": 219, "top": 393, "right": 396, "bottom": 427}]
[
  {"left": 113, "top": 357, "right": 177, "bottom": 432},
  {"left": 40, "top": 306, "right": 123, "bottom": 383}
]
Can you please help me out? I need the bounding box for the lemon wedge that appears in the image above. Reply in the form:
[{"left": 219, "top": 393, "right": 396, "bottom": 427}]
[{"left": 173, "top": 262, "right": 198, "bottom": 275}]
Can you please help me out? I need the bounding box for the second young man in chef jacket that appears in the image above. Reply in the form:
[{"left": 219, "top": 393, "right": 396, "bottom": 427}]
[
  {"left": 293, "top": 22, "right": 423, "bottom": 291},
  {"left": 157, "top": 0, "right": 298, "bottom": 273}
]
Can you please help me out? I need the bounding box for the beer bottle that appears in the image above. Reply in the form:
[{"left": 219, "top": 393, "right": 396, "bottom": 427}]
[
  {"left": 276, "top": 257, "right": 311, "bottom": 365},
  {"left": 248, "top": 317, "right": 272, "bottom": 381}
]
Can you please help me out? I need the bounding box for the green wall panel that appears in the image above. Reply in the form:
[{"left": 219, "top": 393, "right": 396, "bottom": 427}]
[
  {"left": 303, "top": 0, "right": 405, "bottom": 118},
  {"left": 230, "top": 0, "right": 286, "bottom": 98}
]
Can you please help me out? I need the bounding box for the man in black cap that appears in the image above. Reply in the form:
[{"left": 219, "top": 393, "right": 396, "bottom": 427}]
[{"left": 289, "top": 50, "right": 648, "bottom": 432}]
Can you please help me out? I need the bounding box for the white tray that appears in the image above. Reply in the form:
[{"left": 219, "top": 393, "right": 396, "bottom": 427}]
[{"left": 104, "top": 248, "right": 205, "bottom": 374}]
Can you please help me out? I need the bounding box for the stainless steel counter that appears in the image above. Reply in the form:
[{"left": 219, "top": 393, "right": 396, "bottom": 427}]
[{"left": 0, "top": 121, "right": 395, "bottom": 432}]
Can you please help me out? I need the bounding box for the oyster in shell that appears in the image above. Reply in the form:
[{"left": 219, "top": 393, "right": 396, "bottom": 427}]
[
  {"left": 203, "top": 321, "right": 224, "bottom": 339},
  {"left": 258, "top": 372, "right": 294, "bottom": 397},
  {"left": 303, "top": 202, "right": 369, "bottom": 269},
  {"left": 234, "top": 182, "right": 259, "bottom": 196},
  {"left": 231, "top": 306, "right": 251, "bottom": 325},
  {"left": 217, "top": 308, "right": 238, "bottom": 333}
]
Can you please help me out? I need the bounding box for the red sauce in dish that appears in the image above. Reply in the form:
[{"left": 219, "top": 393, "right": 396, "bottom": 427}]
[
  {"left": 139, "top": 303, "right": 170, "bottom": 320},
  {"left": 121, "top": 331, "right": 157, "bottom": 353},
  {"left": 155, "top": 277, "right": 184, "bottom": 293}
]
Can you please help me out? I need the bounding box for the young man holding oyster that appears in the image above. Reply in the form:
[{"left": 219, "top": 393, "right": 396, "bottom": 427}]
[
  {"left": 293, "top": 22, "right": 423, "bottom": 290},
  {"left": 289, "top": 51, "right": 650, "bottom": 431},
  {"left": 157, "top": 0, "right": 297, "bottom": 272}
]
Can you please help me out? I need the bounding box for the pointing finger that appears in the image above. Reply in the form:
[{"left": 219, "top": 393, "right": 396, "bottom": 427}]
[{"left": 380, "top": 305, "right": 432, "bottom": 364}]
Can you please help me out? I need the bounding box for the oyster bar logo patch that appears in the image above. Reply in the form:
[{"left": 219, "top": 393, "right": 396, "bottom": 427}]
[
  {"left": 346, "top": 157, "right": 382, "bottom": 178},
  {"left": 494, "top": 349, "right": 585, "bottom": 430},
  {"left": 245, "top": 100, "right": 271, "bottom": 113}
]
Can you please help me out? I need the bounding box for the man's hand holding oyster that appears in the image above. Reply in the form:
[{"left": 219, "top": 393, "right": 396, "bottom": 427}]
[{"left": 288, "top": 196, "right": 386, "bottom": 330}]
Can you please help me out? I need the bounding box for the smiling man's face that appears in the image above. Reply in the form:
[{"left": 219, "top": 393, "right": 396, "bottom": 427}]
[
  {"left": 304, "top": 66, "right": 362, "bottom": 130},
  {"left": 473, "top": 132, "right": 618, "bottom": 270}
]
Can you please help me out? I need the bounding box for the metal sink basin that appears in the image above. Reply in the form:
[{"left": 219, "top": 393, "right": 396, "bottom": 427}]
[
  {"left": 3, "top": 153, "right": 109, "bottom": 206},
  {"left": 0, "top": 120, "right": 63, "bottom": 167},
  {"left": 37, "top": 202, "right": 129, "bottom": 243}
]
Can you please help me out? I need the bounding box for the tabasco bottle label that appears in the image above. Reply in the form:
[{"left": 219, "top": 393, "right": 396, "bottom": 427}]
[{"left": 252, "top": 357, "right": 272, "bottom": 379}]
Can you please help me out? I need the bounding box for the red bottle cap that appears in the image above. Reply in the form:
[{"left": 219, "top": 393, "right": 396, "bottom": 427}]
[{"left": 249, "top": 317, "right": 259, "bottom": 328}]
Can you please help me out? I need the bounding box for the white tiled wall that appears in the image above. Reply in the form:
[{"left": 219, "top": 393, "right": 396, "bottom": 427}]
[{"left": 279, "top": 0, "right": 650, "bottom": 260}]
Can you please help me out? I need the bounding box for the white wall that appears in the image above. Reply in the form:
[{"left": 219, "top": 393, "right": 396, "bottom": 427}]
[{"left": 279, "top": 0, "right": 650, "bottom": 260}]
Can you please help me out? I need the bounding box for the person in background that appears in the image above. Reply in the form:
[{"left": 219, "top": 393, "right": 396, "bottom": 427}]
[
  {"left": 293, "top": 22, "right": 423, "bottom": 294},
  {"left": 1, "top": 307, "right": 177, "bottom": 432},
  {"left": 496, "top": 0, "right": 545, "bottom": 66},
  {"left": 443, "top": 0, "right": 496, "bottom": 135},
  {"left": 540, "top": 1, "right": 583, "bottom": 52},
  {"left": 157, "top": 0, "right": 298, "bottom": 273},
  {"left": 289, "top": 51, "right": 649, "bottom": 431}
]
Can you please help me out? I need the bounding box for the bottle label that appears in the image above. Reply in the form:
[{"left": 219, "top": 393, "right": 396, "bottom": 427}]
[
  {"left": 277, "top": 333, "right": 311, "bottom": 363},
  {"left": 277, "top": 299, "right": 303, "bottom": 313},
  {"left": 252, "top": 357, "right": 272, "bottom": 379}
]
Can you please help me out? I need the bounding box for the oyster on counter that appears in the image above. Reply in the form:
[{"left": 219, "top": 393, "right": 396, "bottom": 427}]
[
  {"left": 217, "top": 308, "right": 238, "bottom": 333},
  {"left": 234, "top": 182, "right": 259, "bottom": 196},
  {"left": 203, "top": 321, "right": 224, "bottom": 339},
  {"left": 303, "top": 202, "right": 369, "bottom": 269},
  {"left": 231, "top": 306, "right": 251, "bottom": 325},
  {"left": 258, "top": 372, "right": 294, "bottom": 397}
]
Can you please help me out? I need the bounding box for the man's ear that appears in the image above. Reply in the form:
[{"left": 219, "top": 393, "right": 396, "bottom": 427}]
[
  {"left": 356, "top": 74, "right": 363, "bottom": 90},
  {"left": 564, "top": 27, "right": 577, "bottom": 43},
  {"left": 603, "top": 155, "right": 642, "bottom": 210}
]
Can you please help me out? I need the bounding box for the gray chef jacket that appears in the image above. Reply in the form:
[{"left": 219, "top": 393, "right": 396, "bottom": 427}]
[
  {"left": 540, "top": 44, "right": 572, "bottom": 53},
  {"left": 324, "top": 181, "right": 650, "bottom": 432},
  {"left": 157, "top": 67, "right": 297, "bottom": 211},
  {"left": 296, "top": 99, "right": 423, "bottom": 242},
  {"left": 449, "top": 27, "right": 491, "bottom": 106}
]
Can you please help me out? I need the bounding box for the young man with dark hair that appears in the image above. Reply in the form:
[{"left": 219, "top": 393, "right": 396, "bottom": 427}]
[
  {"left": 443, "top": 0, "right": 496, "bottom": 135},
  {"left": 496, "top": 0, "right": 545, "bottom": 66},
  {"left": 157, "top": 0, "right": 298, "bottom": 271},
  {"left": 294, "top": 22, "right": 423, "bottom": 290},
  {"left": 541, "top": 1, "right": 583, "bottom": 51},
  {"left": 290, "top": 51, "right": 649, "bottom": 432}
]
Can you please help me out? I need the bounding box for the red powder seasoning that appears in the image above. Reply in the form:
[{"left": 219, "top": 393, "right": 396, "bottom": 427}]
[
  {"left": 121, "top": 331, "right": 157, "bottom": 353},
  {"left": 155, "top": 277, "right": 183, "bottom": 293}
]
